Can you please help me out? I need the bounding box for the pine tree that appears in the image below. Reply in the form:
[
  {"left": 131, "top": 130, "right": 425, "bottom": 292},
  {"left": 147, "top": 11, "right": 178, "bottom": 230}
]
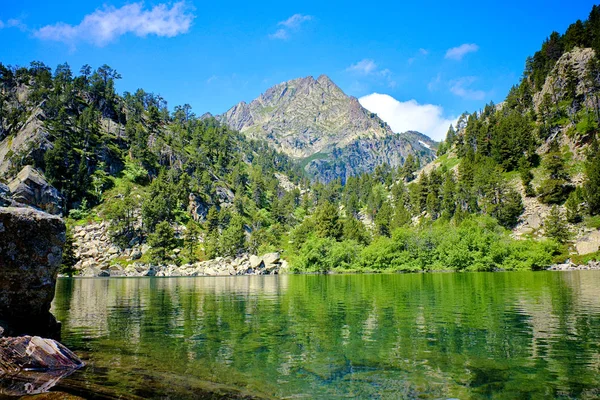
[
  {"left": 148, "top": 221, "right": 176, "bottom": 264},
  {"left": 375, "top": 201, "right": 393, "bottom": 237},
  {"left": 539, "top": 140, "right": 572, "bottom": 204},
  {"left": 184, "top": 220, "right": 201, "bottom": 260},
  {"left": 314, "top": 201, "right": 342, "bottom": 239},
  {"left": 584, "top": 135, "right": 600, "bottom": 214},
  {"left": 544, "top": 206, "right": 571, "bottom": 243},
  {"left": 565, "top": 187, "right": 585, "bottom": 223}
]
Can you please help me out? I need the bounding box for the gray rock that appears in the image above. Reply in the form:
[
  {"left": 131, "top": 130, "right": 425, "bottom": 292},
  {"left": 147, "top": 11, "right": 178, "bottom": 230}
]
[
  {"left": 0, "top": 207, "right": 65, "bottom": 338},
  {"left": 249, "top": 255, "right": 263, "bottom": 269},
  {"left": 262, "top": 252, "right": 280, "bottom": 266},
  {"left": 576, "top": 230, "right": 600, "bottom": 255},
  {"left": 130, "top": 248, "right": 142, "bottom": 260},
  {"left": 7, "top": 166, "right": 63, "bottom": 215},
  {"left": 0, "top": 183, "right": 11, "bottom": 207}
]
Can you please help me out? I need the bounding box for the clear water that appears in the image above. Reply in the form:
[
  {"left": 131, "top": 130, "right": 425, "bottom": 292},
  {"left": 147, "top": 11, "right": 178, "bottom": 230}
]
[{"left": 50, "top": 272, "right": 600, "bottom": 399}]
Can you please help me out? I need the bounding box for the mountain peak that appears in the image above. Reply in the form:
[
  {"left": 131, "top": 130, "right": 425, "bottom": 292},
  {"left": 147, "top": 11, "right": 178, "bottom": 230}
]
[{"left": 218, "top": 75, "right": 435, "bottom": 181}]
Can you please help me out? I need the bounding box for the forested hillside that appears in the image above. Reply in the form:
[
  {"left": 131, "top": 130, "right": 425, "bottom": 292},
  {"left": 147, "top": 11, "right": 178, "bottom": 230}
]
[
  {"left": 0, "top": 63, "right": 306, "bottom": 268},
  {"left": 274, "top": 5, "right": 600, "bottom": 272},
  {"left": 1, "top": 5, "right": 600, "bottom": 275}
]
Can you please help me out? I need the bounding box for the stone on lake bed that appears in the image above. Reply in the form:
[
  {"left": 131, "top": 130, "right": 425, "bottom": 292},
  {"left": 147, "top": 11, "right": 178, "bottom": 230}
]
[
  {"left": 0, "top": 336, "right": 84, "bottom": 373},
  {"left": 0, "top": 336, "right": 84, "bottom": 396}
]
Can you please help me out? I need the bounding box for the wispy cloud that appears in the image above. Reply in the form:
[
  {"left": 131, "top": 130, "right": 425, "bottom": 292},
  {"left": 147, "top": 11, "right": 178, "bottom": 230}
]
[
  {"left": 449, "top": 76, "right": 486, "bottom": 100},
  {"left": 269, "top": 13, "right": 312, "bottom": 40},
  {"left": 346, "top": 59, "right": 379, "bottom": 75},
  {"left": 445, "top": 43, "right": 479, "bottom": 61},
  {"left": 346, "top": 59, "right": 395, "bottom": 87},
  {"left": 269, "top": 29, "right": 289, "bottom": 40},
  {"left": 34, "top": 1, "right": 194, "bottom": 47},
  {"left": 359, "top": 93, "right": 457, "bottom": 141},
  {"left": 408, "top": 48, "right": 429, "bottom": 65},
  {"left": 0, "top": 18, "right": 26, "bottom": 31},
  {"left": 278, "top": 14, "right": 312, "bottom": 29},
  {"left": 427, "top": 73, "right": 442, "bottom": 91}
]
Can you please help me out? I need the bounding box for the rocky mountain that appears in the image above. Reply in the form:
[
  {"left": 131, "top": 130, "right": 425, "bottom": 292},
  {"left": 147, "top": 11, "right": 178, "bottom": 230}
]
[{"left": 218, "top": 75, "right": 436, "bottom": 182}]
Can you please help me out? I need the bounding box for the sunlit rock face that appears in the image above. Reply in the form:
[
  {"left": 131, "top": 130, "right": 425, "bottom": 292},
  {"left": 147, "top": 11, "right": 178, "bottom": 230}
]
[
  {"left": 218, "top": 75, "right": 436, "bottom": 182},
  {"left": 0, "top": 207, "right": 65, "bottom": 338}
]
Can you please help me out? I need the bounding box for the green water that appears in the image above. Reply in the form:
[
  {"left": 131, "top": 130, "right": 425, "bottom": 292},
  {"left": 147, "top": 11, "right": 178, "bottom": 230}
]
[{"left": 50, "top": 272, "right": 600, "bottom": 399}]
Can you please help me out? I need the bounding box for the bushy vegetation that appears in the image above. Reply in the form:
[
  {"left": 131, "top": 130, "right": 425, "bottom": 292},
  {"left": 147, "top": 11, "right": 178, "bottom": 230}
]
[{"left": 288, "top": 215, "right": 559, "bottom": 273}]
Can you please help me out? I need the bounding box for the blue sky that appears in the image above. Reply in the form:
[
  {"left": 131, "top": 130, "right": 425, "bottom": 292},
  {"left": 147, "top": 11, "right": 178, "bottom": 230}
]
[{"left": 0, "top": 0, "right": 596, "bottom": 140}]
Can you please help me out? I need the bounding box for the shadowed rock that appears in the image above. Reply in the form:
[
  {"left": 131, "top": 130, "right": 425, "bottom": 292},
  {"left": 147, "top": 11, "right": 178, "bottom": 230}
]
[{"left": 0, "top": 206, "right": 65, "bottom": 338}]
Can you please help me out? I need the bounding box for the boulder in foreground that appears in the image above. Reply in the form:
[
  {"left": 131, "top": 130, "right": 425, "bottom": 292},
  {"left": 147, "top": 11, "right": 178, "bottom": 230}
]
[{"left": 0, "top": 206, "right": 65, "bottom": 337}]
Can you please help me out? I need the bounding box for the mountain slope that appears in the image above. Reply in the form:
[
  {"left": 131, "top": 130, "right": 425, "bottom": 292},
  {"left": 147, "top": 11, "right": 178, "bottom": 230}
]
[{"left": 218, "top": 75, "right": 436, "bottom": 182}]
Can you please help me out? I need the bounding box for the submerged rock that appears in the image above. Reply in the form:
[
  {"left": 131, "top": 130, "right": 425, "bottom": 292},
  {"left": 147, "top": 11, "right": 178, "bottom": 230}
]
[
  {"left": 0, "top": 206, "right": 65, "bottom": 338},
  {"left": 0, "top": 336, "right": 84, "bottom": 397},
  {"left": 0, "top": 336, "right": 84, "bottom": 373}
]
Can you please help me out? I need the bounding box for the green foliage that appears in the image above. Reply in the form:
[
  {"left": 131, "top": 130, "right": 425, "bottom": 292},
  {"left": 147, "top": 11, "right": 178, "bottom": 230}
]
[
  {"left": 342, "top": 217, "right": 371, "bottom": 245},
  {"left": 544, "top": 206, "right": 571, "bottom": 244},
  {"left": 584, "top": 136, "right": 600, "bottom": 215},
  {"left": 147, "top": 221, "right": 176, "bottom": 264},
  {"left": 219, "top": 213, "right": 247, "bottom": 257},
  {"left": 565, "top": 187, "right": 585, "bottom": 223},
  {"left": 123, "top": 160, "right": 148, "bottom": 184},
  {"left": 314, "top": 201, "right": 342, "bottom": 239},
  {"left": 289, "top": 216, "right": 559, "bottom": 273},
  {"left": 60, "top": 226, "right": 78, "bottom": 276},
  {"left": 184, "top": 220, "right": 201, "bottom": 261},
  {"left": 538, "top": 140, "right": 572, "bottom": 204},
  {"left": 292, "top": 237, "right": 361, "bottom": 272}
]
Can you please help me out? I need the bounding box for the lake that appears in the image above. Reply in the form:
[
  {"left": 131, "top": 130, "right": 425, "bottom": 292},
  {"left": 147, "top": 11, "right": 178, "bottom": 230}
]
[{"left": 49, "top": 271, "right": 600, "bottom": 399}]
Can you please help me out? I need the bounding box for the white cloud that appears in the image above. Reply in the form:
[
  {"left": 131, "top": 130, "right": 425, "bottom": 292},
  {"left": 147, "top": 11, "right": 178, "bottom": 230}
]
[
  {"left": 359, "top": 93, "right": 457, "bottom": 141},
  {"left": 419, "top": 48, "right": 429, "bottom": 55},
  {"left": 278, "top": 14, "right": 312, "bottom": 28},
  {"left": 346, "top": 59, "right": 378, "bottom": 75},
  {"left": 270, "top": 13, "right": 312, "bottom": 40},
  {"left": 0, "top": 18, "right": 26, "bottom": 31},
  {"left": 34, "top": 2, "right": 194, "bottom": 46},
  {"left": 269, "top": 28, "right": 289, "bottom": 40},
  {"left": 445, "top": 43, "right": 479, "bottom": 60},
  {"left": 449, "top": 76, "right": 486, "bottom": 100}
]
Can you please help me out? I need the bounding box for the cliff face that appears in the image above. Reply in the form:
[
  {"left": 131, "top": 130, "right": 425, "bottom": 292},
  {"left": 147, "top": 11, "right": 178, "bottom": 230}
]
[
  {"left": 218, "top": 75, "right": 436, "bottom": 181},
  {"left": 0, "top": 207, "right": 65, "bottom": 338}
]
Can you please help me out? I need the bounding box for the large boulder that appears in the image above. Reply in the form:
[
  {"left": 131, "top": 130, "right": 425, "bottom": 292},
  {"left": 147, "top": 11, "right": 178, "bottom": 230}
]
[
  {"left": 0, "top": 207, "right": 65, "bottom": 337},
  {"left": 576, "top": 230, "right": 600, "bottom": 255},
  {"left": 8, "top": 166, "right": 63, "bottom": 215}
]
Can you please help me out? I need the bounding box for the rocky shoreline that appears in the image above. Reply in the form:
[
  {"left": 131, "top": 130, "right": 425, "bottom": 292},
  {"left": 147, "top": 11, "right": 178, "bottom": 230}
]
[
  {"left": 71, "top": 252, "right": 288, "bottom": 278},
  {"left": 547, "top": 260, "right": 600, "bottom": 271}
]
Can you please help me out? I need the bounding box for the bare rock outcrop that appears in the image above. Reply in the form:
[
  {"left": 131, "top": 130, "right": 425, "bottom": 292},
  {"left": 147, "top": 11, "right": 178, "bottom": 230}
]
[
  {"left": 0, "top": 207, "right": 65, "bottom": 338},
  {"left": 8, "top": 166, "right": 63, "bottom": 215}
]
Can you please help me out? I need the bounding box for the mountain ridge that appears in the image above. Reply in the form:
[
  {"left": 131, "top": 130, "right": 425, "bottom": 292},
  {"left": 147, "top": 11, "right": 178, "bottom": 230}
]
[{"left": 217, "top": 74, "right": 437, "bottom": 181}]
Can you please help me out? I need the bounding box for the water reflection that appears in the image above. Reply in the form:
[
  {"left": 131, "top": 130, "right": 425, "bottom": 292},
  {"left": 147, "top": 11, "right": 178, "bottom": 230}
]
[{"left": 50, "top": 272, "right": 600, "bottom": 399}]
